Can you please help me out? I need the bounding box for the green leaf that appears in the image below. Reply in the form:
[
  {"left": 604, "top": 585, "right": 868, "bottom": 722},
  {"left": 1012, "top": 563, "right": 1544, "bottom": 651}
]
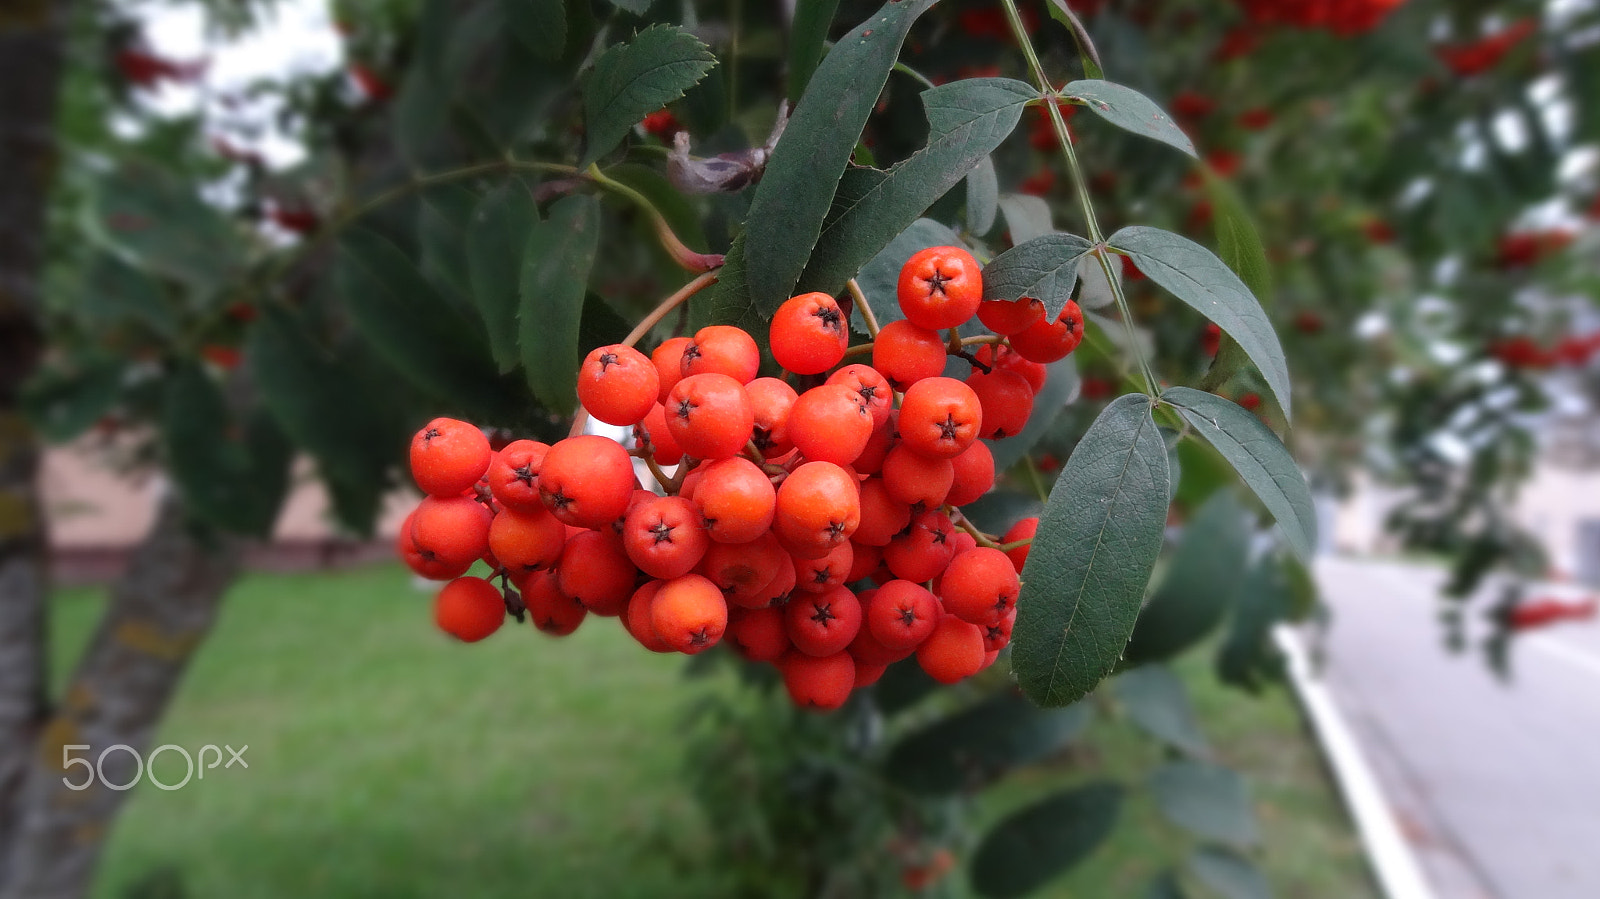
[
  {"left": 79, "top": 253, "right": 177, "bottom": 338},
  {"left": 579, "top": 292, "right": 632, "bottom": 357},
  {"left": 89, "top": 161, "right": 242, "bottom": 291},
  {"left": 1125, "top": 490, "right": 1249, "bottom": 665},
  {"left": 885, "top": 693, "right": 1092, "bottom": 795},
  {"left": 849, "top": 218, "right": 963, "bottom": 334},
  {"left": 1149, "top": 761, "right": 1260, "bottom": 849},
  {"left": 338, "top": 229, "right": 507, "bottom": 409},
  {"left": 418, "top": 184, "right": 479, "bottom": 306},
  {"left": 467, "top": 181, "right": 542, "bottom": 373},
  {"left": 1187, "top": 847, "right": 1270, "bottom": 899},
  {"left": 987, "top": 355, "right": 1078, "bottom": 472},
  {"left": 981, "top": 233, "right": 1095, "bottom": 321},
  {"left": 1201, "top": 171, "right": 1271, "bottom": 301},
  {"left": 1217, "top": 554, "right": 1290, "bottom": 692},
  {"left": 971, "top": 783, "right": 1124, "bottom": 898},
  {"left": 248, "top": 308, "right": 404, "bottom": 534},
  {"left": 1161, "top": 387, "right": 1316, "bottom": 560},
  {"left": 1043, "top": 0, "right": 1105, "bottom": 79},
  {"left": 1061, "top": 80, "right": 1195, "bottom": 158},
  {"left": 799, "top": 78, "right": 1037, "bottom": 297},
  {"left": 786, "top": 0, "right": 840, "bottom": 104},
  {"left": 580, "top": 25, "right": 718, "bottom": 168},
  {"left": 742, "top": 0, "right": 939, "bottom": 310},
  {"left": 997, "top": 194, "right": 1052, "bottom": 246},
  {"left": 1145, "top": 870, "right": 1189, "bottom": 899},
  {"left": 1109, "top": 228, "right": 1290, "bottom": 420},
  {"left": 1012, "top": 393, "right": 1170, "bottom": 707},
  {"left": 520, "top": 195, "right": 600, "bottom": 414},
  {"left": 162, "top": 364, "right": 292, "bottom": 537},
  {"left": 967, "top": 155, "right": 999, "bottom": 235},
  {"left": 503, "top": 0, "right": 565, "bottom": 59},
  {"left": 605, "top": 0, "right": 650, "bottom": 12},
  {"left": 22, "top": 355, "right": 124, "bottom": 443},
  {"left": 1114, "top": 664, "right": 1207, "bottom": 756}
]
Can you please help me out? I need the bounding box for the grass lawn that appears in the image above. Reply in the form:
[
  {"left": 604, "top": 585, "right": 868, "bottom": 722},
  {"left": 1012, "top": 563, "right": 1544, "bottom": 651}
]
[{"left": 51, "top": 563, "right": 1378, "bottom": 898}]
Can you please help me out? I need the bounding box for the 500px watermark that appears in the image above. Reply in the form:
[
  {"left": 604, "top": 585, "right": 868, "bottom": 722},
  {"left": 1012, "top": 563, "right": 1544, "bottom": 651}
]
[{"left": 62, "top": 744, "right": 248, "bottom": 791}]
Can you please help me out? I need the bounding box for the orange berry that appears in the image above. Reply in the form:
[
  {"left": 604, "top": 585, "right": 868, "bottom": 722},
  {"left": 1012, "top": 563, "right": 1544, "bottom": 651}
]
[
  {"left": 746, "top": 377, "right": 798, "bottom": 459},
  {"left": 726, "top": 605, "right": 790, "bottom": 662},
  {"left": 826, "top": 364, "right": 894, "bottom": 429},
  {"left": 434, "top": 576, "right": 505, "bottom": 642},
  {"left": 521, "top": 569, "right": 586, "bottom": 636},
  {"left": 700, "top": 532, "right": 787, "bottom": 608},
  {"left": 789, "top": 383, "right": 873, "bottom": 466},
  {"left": 872, "top": 320, "right": 947, "bottom": 391},
  {"left": 779, "top": 650, "right": 856, "bottom": 710},
  {"left": 774, "top": 461, "right": 861, "bottom": 554},
  {"left": 1002, "top": 517, "right": 1038, "bottom": 572},
  {"left": 881, "top": 444, "right": 954, "bottom": 508},
  {"left": 945, "top": 441, "right": 996, "bottom": 506},
  {"left": 651, "top": 573, "right": 729, "bottom": 653},
  {"left": 556, "top": 529, "right": 637, "bottom": 617},
  {"left": 633, "top": 403, "right": 685, "bottom": 466},
  {"left": 976, "top": 296, "right": 1045, "bottom": 335},
  {"left": 940, "top": 547, "right": 1020, "bottom": 627},
  {"left": 883, "top": 510, "right": 956, "bottom": 583},
  {"left": 682, "top": 325, "right": 760, "bottom": 383},
  {"left": 410, "top": 417, "right": 491, "bottom": 497},
  {"left": 651, "top": 336, "right": 693, "bottom": 404},
  {"left": 487, "top": 439, "right": 551, "bottom": 513},
  {"left": 784, "top": 585, "right": 862, "bottom": 657},
  {"left": 854, "top": 477, "right": 912, "bottom": 547},
  {"left": 622, "top": 580, "right": 673, "bottom": 652},
  {"left": 897, "top": 246, "right": 983, "bottom": 330},
  {"left": 916, "top": 613, "right": 986, "bottom": 683},
  {"left": 973, "top": 342, "right": 1047, "bottom": 392},
  {"left": 770, "top": 292, "right": 849, "bottom": 375},
  {"left": 410, "top": 495, "right": 492, "bottom": 572},
  {"left": 397, "top": 509, "right": 472, "bottom": 580},
  {"left": 664, "top": 372, "right": 755, "bottom": 461},
  {"left": 578, "top": 344, "right": 659, "bottom": 426},
  {"left": 539, "top": 435, "right": 637, "bottom": 529},
  {"left": 866, "top": 579, "right": 939, "bottom": 651},
  {"left": 898, "top": 377, "right": 982, "bottom": 459},
  {"left": 792, "top": 541, "right": 853, "bottom": 594},
  {"left": 622, "top": 495, "right": 709, "bottom": 580},
  {"left": 965, "top": 368, "right": 1034, "bottom": 439},
  {"left": 488, "top": 505, "right": 567, "bottom": 575},
  {"left": 694, "top": 457, "right": 777, "bottom": 544},
  {"left": 1009, "top": 300, "right": 1084, "bottom": 363}
]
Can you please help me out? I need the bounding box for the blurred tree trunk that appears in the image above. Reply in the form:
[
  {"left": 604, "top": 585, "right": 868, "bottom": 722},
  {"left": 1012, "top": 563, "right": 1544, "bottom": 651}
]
[
  {"left": 0, "top": 0, "right": 68, "bottom": 878},
  {"left": 0, "top": 494, "right": 243, "bottom": 899}
]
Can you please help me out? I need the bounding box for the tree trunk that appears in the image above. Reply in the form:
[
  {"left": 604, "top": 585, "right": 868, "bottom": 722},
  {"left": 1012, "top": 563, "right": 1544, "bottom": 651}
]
[
  {"left": 0, "top": 493, "right": 243, "bottom": 899},
  {"left": 0, "top": 0, "right": 68, "bottom": 877}
]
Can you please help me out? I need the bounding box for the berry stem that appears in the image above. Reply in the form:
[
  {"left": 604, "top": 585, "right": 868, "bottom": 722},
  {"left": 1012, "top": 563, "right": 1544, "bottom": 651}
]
[
  {"left": 1020, "top": 453, "right": 1050, "bottom": 503},
  {"left": 632, "top": 449, "right": 674, "bottom": 491},
  {"left": 846, "top": 278, "right": 881, "bottom": 338},
  {"left": 998, "top": 536, "right": 1034, "bottom": 552},
  {"left": 567, "top": 408, "right": 590, "bottom": 439},
  {"left": 842, "top": 342, "right": 876, "bottom": 359},
  {"left": 958, "top": 335, "right": 1005, "bottom": 347},
  {"left": 946, "top": 508, "right": 1001, "bottom": 550},
  {"left": 999, "top": 0, "right": 1159, "bottom": 399},
  {"left": 585, "top": 164, "right": 724, "bottom": 272},
  {"left": 620, "top": 270, "right": 722, "bottom": 350}
]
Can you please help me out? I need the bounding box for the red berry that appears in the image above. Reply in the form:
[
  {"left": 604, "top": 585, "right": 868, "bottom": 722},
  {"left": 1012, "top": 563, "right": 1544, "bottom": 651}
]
[
  {"left": 784, "top": 585, "right": 863, "bottom": 657},
  {"left": 651, "top": 573, "right": 728, "bottom": 654},
  {"left": 881, "top": 444, "right": 954, "bottom": 509},
  {"left": 872, "top": 320, "right": 947, "bottom": 391},
  {"left": 916, "top": 614, "right": 986, "bottom": 684},
  {"left": 940, "top": 547, "right": 1020, "bottom": 627},
  {"left": 1009, "top": 300, "right": 1084, "bottom": 363},
  {"left": 976, "top": 296, "right": 1045, "bottom": 335},
  {"left": 966, "top": 368, "right": 1034, "bottom": 439},
  {"left": 622, "top": 495, "right": 710, "bottom": 579},
  {"left": 652, "top": 336, "right": 693, "bottom": 404},
  {"left": 434, "top": 577, "right": 505, "bottom": 642},
  {"left": 883, "top": 510, "right": 956, "bottom": 583},
  {"left": 487, "top": 439, "right": 550, "bottom": 512},
  {"left": 726, "top": 605, "right": 790, "bottom": 662},
  {"left": 539, "top": 435, "right": 638, "bottom": 529},
  {"left": 410, "top": 418, "right": 491, "bottom": 497},
  {"left": 664, "top": 373, "right": 755, "bottom": 461},
  {"left": 898, "top": 377, "right": 983, "bottom": 459},
  {"left": 898, "top": 246, "right": 983, "bottom": 330},
  {"left": 578, "top": 344, "right": 659, "bottom": 426},
  {"left": 682, "top": 325, "right": 760, "bottom": 384},
  {"left": 521, "top": 569, "right": 586, "bottom": 637},
  {"left": 789, "top": 384, "right": 874, "bottom": 466},
  {"left": 771, "top": 292, "right": 849, "bottom": 375},
  {"left": 556, "top": 530, "right": 636, "bottom": 617},
  {"left": 746, "top": 377, "right": 798, "bottom": 459},
  {"left": 410, "top": 495, "right": 492, "bottom": 572},
  {"left": 693, "top": 457, "right": 777, "bottom": 544},
  {"left": 866, "top": 579, "right": 939, "bottom": 651},
  {"left": 779, "top": 650, "right": 855, "bottom": 710},
  {"left": 946, "top": 441, "right": 996, "bottom": 507},
  {"left": 1002, "top": 517, "right": 1038, "bottom": 572},
  {"left": 488, "top": 506, "right": 566, "bottom": 575}
]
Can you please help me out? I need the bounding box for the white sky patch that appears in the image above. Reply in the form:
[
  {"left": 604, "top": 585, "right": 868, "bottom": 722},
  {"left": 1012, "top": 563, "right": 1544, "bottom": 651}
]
[{"left": 129, "top": 0, "right": 344, "bottom": 169}]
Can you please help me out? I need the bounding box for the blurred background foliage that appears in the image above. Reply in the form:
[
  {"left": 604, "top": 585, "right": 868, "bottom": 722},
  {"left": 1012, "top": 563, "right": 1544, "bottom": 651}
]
[{"left": 12, "top": 0, "right": 1600, "bottom": 896}]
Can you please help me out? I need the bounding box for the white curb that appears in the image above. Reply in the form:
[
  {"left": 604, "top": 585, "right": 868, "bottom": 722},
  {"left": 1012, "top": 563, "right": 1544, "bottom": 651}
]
[{"left": 1273, "top": 625, "right": 1438, "bottom": 899}]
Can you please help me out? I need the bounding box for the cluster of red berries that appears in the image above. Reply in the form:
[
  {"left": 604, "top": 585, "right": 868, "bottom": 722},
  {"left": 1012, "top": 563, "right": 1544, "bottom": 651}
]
[
  {"left": 1232, "top": 0, "right": 1405, "bottom": 35},
  {"left": 1488, "top": 332, "right": 1600, "bottom": 370},
  {"left": 396, "top": 246, "right": 1079, "bottom": 711}
]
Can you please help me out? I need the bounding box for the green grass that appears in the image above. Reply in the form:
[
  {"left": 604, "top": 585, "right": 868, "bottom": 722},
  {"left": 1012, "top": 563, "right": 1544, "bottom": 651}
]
[{"left": 52, "top": 564, "right": 1376, "bottom": 898}]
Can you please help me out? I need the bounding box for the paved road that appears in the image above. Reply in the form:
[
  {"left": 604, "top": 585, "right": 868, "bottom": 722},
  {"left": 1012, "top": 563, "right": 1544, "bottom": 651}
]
[{"left": 1307, "top": 556, "right": 1600, "bottom": 899}]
